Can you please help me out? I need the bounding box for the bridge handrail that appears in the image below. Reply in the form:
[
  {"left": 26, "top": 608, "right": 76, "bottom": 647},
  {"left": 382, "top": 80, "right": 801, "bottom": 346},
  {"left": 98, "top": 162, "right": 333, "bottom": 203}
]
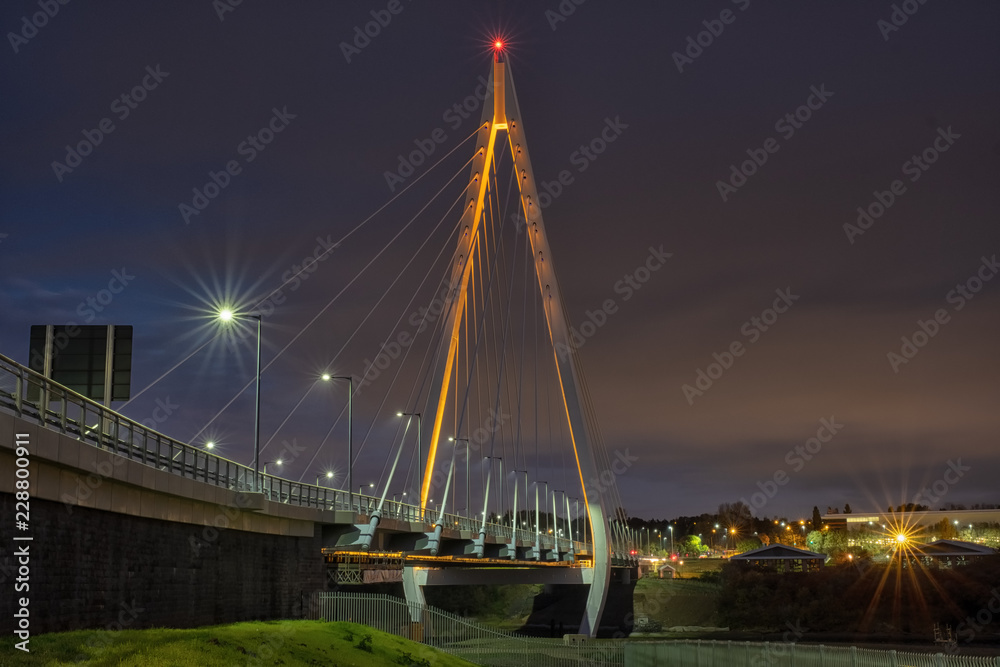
[{"left": 0, "top": 353, "right": 592, "bottom": 552}]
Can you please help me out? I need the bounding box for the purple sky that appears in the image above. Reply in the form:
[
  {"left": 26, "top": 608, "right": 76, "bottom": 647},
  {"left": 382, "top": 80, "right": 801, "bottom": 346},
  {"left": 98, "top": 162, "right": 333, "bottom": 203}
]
[{"left": 1, "top": 1, "right": 998, "bottom": 520}]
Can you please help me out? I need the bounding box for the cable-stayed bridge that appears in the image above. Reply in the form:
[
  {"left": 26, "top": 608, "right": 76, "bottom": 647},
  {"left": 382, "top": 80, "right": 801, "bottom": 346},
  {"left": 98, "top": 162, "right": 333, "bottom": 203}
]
[{"left": 0, "top": 46, "right": 638, "bottom": 638}]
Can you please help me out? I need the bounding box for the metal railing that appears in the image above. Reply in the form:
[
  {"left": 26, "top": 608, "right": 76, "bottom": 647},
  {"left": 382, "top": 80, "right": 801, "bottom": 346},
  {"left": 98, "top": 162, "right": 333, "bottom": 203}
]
[
  {"left": 311, "top": 592, "right": 625, "bottom": 666},
  {"left": 0, "top": 352, "right": 592, "bottom": 554},
  {"left": 626, "top": 640, "right": 1000, "bottom": 666}
]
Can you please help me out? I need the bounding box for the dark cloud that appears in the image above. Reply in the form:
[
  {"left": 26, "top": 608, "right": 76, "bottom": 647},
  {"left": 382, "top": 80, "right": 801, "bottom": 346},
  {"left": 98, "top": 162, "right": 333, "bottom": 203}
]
[{"left": 1, "top": 1, "right": 997, "bottom": 519}]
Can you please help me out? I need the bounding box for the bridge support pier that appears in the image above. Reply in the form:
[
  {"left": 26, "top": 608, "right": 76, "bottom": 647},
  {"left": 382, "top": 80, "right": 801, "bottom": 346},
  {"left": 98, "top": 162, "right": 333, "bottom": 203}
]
[{"left": 402, "top": 566, "right": 426, "bottom": 622}]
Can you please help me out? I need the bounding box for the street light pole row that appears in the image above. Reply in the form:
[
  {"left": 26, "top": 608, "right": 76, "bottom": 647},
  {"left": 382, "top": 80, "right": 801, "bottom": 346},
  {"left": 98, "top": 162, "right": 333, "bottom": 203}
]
[{"left": 214, "top": 312, "right": 582, "bottom": 536}]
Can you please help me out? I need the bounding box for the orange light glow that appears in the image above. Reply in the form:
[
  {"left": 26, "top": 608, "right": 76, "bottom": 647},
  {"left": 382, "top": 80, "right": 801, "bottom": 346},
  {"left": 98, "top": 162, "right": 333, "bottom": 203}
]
[{"left": 494, "top": 40, "right": 504, "bottom": 49}]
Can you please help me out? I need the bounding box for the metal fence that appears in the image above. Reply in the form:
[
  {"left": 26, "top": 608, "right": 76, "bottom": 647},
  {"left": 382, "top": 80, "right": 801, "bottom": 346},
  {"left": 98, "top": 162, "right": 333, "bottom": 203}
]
[
  {"left": 311, "top": 591, "right": 625, "bottom": 666},
  {"left": 0, "top": 352, "right": 586, "bottom": 553},
  {"left": 625, "top": 640, "right": 1000, "bottom": 667}
]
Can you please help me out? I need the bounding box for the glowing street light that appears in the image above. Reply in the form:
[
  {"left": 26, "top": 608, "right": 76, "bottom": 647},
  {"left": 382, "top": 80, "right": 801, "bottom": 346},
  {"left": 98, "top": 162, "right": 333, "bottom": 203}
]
[
  {"left": 262, "top": 459, "right": 281, "bottom": 498},
  {"left": 316, "top": 470, "right": 334, "bottom": 487},
  {"left": 450, "top": 437, "right": 471, "bottom": 516},
  {"left": 218, "top": 308, "right": 263, "bottom": 492},
  {"left": 398, "top": 411, "right": 422, "bottom": 495},
  {"left": 322, "top": 374, "right": 353, "bottom": 509}
]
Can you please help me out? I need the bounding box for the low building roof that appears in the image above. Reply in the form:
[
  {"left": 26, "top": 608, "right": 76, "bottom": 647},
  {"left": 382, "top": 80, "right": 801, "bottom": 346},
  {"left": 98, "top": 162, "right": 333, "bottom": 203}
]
[
  {"left": 731, "top": 544, "right": 827, "bottom": 561},
  {"left": 914, "top": 539, "right": 997, "bottom": 557}
]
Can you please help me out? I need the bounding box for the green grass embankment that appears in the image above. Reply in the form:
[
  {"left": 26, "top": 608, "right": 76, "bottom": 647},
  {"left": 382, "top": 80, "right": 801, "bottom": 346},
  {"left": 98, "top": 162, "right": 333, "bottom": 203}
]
[{"left": 0, "top": 619, "right": 478, "bottom": 667}]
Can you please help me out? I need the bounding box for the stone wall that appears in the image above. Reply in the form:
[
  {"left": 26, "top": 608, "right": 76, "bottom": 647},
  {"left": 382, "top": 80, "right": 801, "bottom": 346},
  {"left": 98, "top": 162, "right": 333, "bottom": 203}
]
[{"left": 0, "top": 493, "right": 326, "bottom": 635}]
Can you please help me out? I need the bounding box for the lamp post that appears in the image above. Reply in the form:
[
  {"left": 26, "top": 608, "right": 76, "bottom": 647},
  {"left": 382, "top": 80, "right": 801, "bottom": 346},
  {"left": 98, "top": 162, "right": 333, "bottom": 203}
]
[
  {"left": 449, "top": 437, "right": 471, "bottom": 516},
  {"left": 315, "top": 470, "right": 334, "bottom": 487},
  {"left": 322, "top": 374, "right": 353, "bottom": 510},
  {"left": 669, "top": 525, "right": 674, "bottom": 555},
  {"left": 219, "top": 309, "right": 263, "bottom": 492},
  {"left": 398, "top": 411, "right": 422, "bottom": 492},
  {"left": 263, "top": 459, "right": 281, "bottom": 498},
  {"left": 513, "top": 469, "right": 529, "bottom": 535},
  {"left": 485, "top": 456, "right": 503, "bottom": 520},
  {"left": 537, "top": 480, "right": 549, "bottom": 536}
]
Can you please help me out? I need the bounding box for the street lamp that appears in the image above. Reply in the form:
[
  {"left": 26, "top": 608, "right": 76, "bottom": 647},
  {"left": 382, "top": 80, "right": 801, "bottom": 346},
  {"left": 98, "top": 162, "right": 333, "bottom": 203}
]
[
  {"left": 668, "top": 525, "right": 674, "bottom": 555},
  {"left": 513, "top": 469, "right": 529, "bottom": 534},
  {"left": 218, "top": 309, "right": 263, "bottom": 492},
  {"left": 316, "top": 470, "right": 334, "bottom": 487},
  {"left": 485, "top": 456, "right": 503, "bottom": 520},
  {"left": 449, "top": 437, "right": 471, "bottom": 516},
  {"left": 397, "top": 411, "right": 422, "bottom": 485},
  {"left": 323, "top": 374, "right": 353, "bottom": 509},
  {"left": 263, "top": 459, "right": 281, "bottom": 497},
  {"left": 536, "top": 480, "right": 549, "bottom": 536}
]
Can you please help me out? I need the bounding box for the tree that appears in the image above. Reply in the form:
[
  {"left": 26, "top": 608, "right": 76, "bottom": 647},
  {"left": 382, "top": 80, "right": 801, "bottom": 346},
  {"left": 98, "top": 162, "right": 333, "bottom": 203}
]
[
  {"left": 844, "top": 503, "right": 852, "bottom": 514},
  {"left": 811, "top": 506, "right": 823, "bottom": 531},
  {"left": 718, "top": 501, "right": 753, "bottom": 531},
  {"left": 679, "top": 534, "right": 708, "bottom": 555}
]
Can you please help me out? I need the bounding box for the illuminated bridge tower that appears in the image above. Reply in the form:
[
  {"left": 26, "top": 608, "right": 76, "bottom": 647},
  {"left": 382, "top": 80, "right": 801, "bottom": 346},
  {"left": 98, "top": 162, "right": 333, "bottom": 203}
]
[{"left": 418, "top": 42, "right": 613, "bottom": 637}]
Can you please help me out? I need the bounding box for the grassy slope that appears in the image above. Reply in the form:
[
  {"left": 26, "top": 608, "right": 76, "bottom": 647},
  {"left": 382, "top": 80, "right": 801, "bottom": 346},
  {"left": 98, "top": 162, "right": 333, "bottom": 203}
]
[
  {"left": 0, "top": 620, "right": 478, "bottom": 667},
  {"left": 633, "top": 577, "right": 723, "bottom": 629}
]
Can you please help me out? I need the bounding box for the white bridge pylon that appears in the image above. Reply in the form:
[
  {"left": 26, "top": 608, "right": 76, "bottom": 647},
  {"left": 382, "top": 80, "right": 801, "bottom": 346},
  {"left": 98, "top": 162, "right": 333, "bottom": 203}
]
[{"left": 417, "top": 48, "right": 612, "bottom": 637}]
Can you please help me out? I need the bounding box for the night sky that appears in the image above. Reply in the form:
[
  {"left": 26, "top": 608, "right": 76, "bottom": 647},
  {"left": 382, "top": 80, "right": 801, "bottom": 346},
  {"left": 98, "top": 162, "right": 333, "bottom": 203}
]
[{"left": 2, "top": 1, "right": 998, "bottom": 521}]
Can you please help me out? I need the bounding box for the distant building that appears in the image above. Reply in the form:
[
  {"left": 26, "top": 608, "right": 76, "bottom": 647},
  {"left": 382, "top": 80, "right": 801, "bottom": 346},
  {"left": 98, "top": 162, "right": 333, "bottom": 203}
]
[
  {"left": 822, "top": 508, "right": 1000, "bottom": 531},
  {"left": 913, "top": 539, "right": 997, "bottom": 567},
  {"left": 730, "top": 544, "right": 827, "bottom": 573}
]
